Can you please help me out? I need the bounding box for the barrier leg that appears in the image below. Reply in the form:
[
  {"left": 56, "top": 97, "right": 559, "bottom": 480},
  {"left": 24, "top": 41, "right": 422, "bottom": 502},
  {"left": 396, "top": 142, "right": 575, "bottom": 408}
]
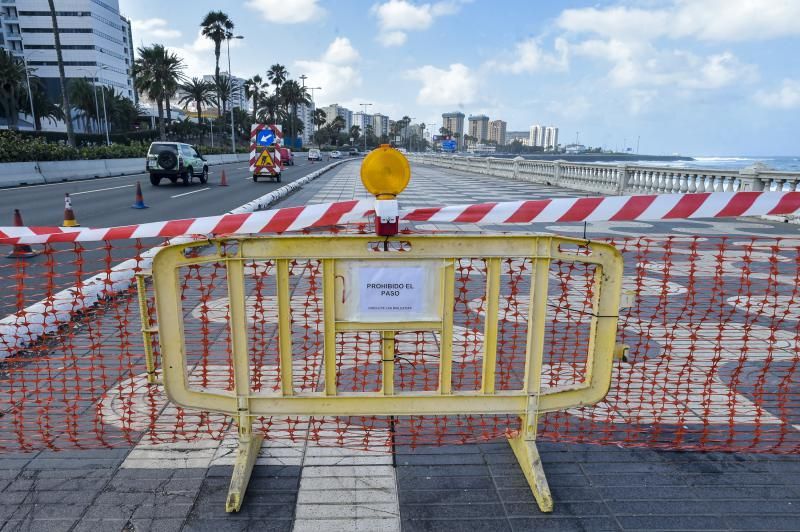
[
  {"left": 507, "top": 419, "right": 553, "bottom": 513},
  {"left": 135, "top": 273, "right": 159, "bottom": 385},
  {"left": 226, "top": 417, "right": 263, "bottom": 512}
]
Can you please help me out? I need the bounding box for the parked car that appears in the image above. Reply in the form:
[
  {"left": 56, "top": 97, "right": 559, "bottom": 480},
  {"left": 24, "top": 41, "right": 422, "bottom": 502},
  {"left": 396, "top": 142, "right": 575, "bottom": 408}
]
[
  {"left": 279, "top": 147, "right": 294, "bottom": 166},
  {"left": 308, "top": 148, "right": 322, "bottom": 161},
  {"left": 146, "top": 142, "right": 208, "bottom": 186},
  {"left": 330, "top": 150, "right": 341, "bottom": 159},
  {"left": 348, "top": 148, "right": 359, "bottom": 156}
]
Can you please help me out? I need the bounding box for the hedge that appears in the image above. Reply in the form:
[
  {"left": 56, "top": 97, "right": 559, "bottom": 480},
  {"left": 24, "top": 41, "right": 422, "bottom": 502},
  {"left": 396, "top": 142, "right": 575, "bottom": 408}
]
[{"left": 0, "top": 131, "right": 235, "bottom": 162}]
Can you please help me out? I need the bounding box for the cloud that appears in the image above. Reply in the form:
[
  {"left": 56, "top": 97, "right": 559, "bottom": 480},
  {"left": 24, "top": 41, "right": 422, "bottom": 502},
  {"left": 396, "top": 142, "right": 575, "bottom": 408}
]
[
  {"left": 557, "top": 0, "right": 800, "bottom": 42},
  {"left": 294, "top": 38, "right": 361, "bottom": 102},
  {"left": 406, "top": 63, "right": 478, "bottom": 105},
  {"left": 321, "top": 37, "right": 360, "bottom": 64},
  {"left": 245, "top": 0, "right": 325, "bottom": 24},
  {"left": 490, "top": 38, "right": 569, "bottom": 74},
  {"left": 755, "top": 79, "right": 800, "bottom": 109},
  {"left": 380, "top": 31, "right": 408, "bottom": 47},
  {"left": 572, "top": 39, "right": 757, "bottom": 90},
  {"left": 131, "top": 18, "right": 181, "bottom": 40},
  {"left": 371, "top": 0, "right": 466, "bottom": 45}
]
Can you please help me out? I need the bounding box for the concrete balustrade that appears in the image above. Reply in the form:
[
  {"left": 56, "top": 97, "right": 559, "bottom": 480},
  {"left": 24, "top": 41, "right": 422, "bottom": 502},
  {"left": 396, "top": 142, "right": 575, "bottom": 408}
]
[{"left": 407, "top": 154, "right": 800, "bottom": 199}]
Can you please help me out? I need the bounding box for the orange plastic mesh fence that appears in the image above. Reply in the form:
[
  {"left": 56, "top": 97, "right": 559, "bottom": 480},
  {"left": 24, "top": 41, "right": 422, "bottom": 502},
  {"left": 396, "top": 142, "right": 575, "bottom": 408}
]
[{"left": 1, "top": 234, "right": 799, "bottom": 453}]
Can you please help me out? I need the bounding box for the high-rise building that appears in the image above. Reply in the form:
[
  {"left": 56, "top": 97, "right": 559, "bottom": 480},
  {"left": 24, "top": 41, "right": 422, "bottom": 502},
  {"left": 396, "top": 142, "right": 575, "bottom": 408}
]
[
  {"left": 468, "top": 114, "right": 489, "bottom": 142},
  {"left": 529, "top": 125, "right": 545, "bottom": 147},
  {"left": 1, "top": 0, "right": 136, "bottom": 129},
  {"left": 320, "top": 104, "right": 352, "bottom": 130},
  {"left": 351, "top": 111, "right": 371, "bottom": 131},
  {"left": 295, "top": 100, "right": 315, "bottom": 144},
  {"left": 372, "top": 113, "right": 389, "bottom": 137},
  {"left": 442, "top": 111, "right": 465, "bottom": 147},
  {"left": 544, "top": 126, "right": 559, "bottom": 151},
  {"left": 488, "top": 120, "right": 507, "bottom": 145}
]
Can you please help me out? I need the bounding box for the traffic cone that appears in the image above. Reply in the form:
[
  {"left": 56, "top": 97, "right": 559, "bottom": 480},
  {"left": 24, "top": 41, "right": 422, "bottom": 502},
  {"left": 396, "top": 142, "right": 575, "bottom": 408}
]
[
  {"left": 131, "top": 181, "right": 148, "bottom": 209},
  {"left": 62, "top": 193, "right": 79, "bottom": 227},
  {"left": 219, "top": 169, "right": 228, "bottom": 187},
  {"left": 6, "top": 209, "right": 39, "bottom": 259}
]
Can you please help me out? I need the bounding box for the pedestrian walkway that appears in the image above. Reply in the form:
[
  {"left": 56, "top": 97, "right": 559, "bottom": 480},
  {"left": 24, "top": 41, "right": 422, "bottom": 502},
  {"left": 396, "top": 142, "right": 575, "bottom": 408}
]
[{"left": 1, "top": 160, "right": 799, "bottom": 531}]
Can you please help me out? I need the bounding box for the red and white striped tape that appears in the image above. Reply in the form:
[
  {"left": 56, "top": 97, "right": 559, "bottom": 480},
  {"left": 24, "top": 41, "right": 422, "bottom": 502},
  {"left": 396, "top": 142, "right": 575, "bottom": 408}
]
[
  {"left": 402, "top": 191, "right": 800, "bottom": 224},
  {"left": 2, "top": 192, "right": 799, "bottom": 245}
]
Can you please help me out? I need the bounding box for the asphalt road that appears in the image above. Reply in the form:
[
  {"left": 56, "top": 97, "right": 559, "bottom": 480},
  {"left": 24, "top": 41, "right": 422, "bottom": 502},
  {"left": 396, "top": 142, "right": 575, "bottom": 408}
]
[
  {"left": 0, "top": 157, "right": 323, "bottom": 229},
  {"left": 0, "top": 156, "right": 346, "bottom": 317}
]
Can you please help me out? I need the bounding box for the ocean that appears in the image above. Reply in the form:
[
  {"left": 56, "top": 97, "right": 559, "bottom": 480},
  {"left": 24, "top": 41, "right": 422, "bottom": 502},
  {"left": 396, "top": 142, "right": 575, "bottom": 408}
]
[{"left": 596, "top": 156, "right": 800, "bottom": 172}]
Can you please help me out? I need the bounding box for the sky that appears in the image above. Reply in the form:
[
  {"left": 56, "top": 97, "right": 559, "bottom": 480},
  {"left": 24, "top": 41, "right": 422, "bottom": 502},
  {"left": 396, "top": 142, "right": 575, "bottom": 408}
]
[{"left": 120, "top": 0, "right": 800, "bottom": 156}]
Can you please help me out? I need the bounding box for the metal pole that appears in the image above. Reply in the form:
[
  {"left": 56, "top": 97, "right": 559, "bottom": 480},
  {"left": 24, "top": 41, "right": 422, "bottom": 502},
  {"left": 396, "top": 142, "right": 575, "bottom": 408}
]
[
  {"left": 90, "top": 77, "right": 100, "bottom": 135},
  {"left": 100, "top": 83, "right": 110, "bottom": 145},
  {"left": 227, "top": 38, "right": 235, "bottom": 154},
  {"left": 20, "top": 47, "right": 36, "bottom": 128},
  {"left": 360, "top": 103, "right": 371, "bottom": 152}
]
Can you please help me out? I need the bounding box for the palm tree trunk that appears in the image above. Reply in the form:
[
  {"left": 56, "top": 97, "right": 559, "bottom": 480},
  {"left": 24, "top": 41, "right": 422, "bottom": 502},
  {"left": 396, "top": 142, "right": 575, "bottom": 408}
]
[
  {"left": 166, "top": 95, "right": 172, "bottom": 122},
  {"left": 196, "top": 100, "right": 203, "bottom": 142},
  {"left": 157, "top": 98, "right": 166, "bottom": 140},
  {"left": 47, "top": 0, "right": 75, "bottom": 147}
]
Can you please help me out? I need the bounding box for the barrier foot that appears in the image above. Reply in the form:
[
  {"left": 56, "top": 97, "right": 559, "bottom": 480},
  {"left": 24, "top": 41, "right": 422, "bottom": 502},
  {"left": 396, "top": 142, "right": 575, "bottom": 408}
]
[
  {"left": 507, "top": 436, "right": 553, "bottom": 513},
  {"left": 225, "top": 433, "right": 264, "bottom": 512}
]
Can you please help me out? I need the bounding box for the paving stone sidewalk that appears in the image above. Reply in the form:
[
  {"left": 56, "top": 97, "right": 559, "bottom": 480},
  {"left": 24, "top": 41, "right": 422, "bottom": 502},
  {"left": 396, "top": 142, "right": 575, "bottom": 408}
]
[{"left": 2, "top": 160, "right": 799, "bottom": 532}]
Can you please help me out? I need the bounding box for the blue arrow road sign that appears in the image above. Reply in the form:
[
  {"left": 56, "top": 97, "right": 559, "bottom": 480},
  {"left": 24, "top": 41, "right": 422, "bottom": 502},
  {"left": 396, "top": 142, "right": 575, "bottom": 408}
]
[
  {"left": 256, "top": 130, "right": 275, "bottom": 147},
  {"left": 442, "top": 139, "right": 457, "bottom": 152}
]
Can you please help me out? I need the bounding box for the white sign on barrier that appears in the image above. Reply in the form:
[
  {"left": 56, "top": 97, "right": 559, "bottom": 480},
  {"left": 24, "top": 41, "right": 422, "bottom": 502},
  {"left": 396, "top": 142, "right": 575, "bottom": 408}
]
[{"left": 336, "top": 260, "right": 442, "bottom": 323}]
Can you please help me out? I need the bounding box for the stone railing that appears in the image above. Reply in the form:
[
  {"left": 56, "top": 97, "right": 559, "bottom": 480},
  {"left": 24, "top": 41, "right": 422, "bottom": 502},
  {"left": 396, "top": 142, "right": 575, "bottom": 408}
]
[{"left": 408, "top": 154, "right": 800, "bottom": 196}]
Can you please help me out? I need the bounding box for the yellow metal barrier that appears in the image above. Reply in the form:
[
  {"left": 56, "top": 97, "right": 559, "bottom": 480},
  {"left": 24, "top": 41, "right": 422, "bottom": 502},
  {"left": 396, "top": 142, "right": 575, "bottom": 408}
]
[{"left": 147, "top": 233, "right": 623, "bottom": 512}]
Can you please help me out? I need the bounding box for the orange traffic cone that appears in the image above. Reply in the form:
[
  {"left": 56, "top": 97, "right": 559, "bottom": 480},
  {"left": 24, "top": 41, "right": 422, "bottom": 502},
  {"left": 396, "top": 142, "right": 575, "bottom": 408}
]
[
  {"left": 62, "top": 193, "right": 79, "bottom": 227},
  {"left": 219, "top": 169, "right": 228, "bottom": 187},
  {"left": 6, "top": 209, "right": 39, "bottom": 259},
  {"left": 131, "top": 181, "right": 148, "bottom": 209}
]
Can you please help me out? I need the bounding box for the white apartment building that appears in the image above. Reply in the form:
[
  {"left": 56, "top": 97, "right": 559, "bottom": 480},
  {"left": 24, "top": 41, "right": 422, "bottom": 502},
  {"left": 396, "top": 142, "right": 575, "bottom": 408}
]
[
  {"left": 320, "top": 104, "right": 352, "bottom": 130},
  {"left": 351, "top": 111, "right": 370, "bottom": 131},
  {"left": 372, "top": 113, "right": 389, "bottom": 137},
  {"left": 529, "top": 125, "right": 544, "bottom": 147},
  {"left": 295, "top": 100, "right": 315, "bottom": 145},
  {"left": 2, "top": 0, "right": 135, "bottom": 109},
  {"left": 544, "top": 126, "right": 559, "bottom": 151}
]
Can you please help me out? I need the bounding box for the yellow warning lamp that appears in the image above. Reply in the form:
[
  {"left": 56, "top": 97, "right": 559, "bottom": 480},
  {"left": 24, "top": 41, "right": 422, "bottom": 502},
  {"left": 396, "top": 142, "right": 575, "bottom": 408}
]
[
  {"left": 360, "top": 144, "right": 411, "bottom": 200},
  {"left": 360, "top": 144, "right": 409, "bottom": 236}
]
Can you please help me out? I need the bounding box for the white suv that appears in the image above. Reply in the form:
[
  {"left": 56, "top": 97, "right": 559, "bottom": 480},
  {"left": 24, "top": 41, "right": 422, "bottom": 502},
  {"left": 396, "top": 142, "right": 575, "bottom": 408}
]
[
  {"left": 146, "top": 142, "right": 209, "bottom": 186},
  {"left": 308, "top": 148, "right": 321, "bottom": 161}
]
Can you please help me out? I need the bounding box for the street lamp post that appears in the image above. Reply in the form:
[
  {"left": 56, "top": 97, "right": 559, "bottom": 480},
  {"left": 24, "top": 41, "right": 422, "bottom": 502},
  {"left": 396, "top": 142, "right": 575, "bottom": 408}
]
[
  {"left": 227, "top": 35, "right": 244, "bottom": 154},
  {"left": 19, "top": 41, "right": 37, "bottom": 129},
  {"left": 78, "top": 65, "right": 111, "bottom": 144},
  {"left": 359, "top": 103, "right": 372, "bottom": 152}
]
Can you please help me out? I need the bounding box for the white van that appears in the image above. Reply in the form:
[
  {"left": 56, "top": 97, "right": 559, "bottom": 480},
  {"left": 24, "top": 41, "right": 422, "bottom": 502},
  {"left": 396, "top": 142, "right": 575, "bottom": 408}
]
[{"left": 308, "top": 149, "right": 321, "bottom": 161}]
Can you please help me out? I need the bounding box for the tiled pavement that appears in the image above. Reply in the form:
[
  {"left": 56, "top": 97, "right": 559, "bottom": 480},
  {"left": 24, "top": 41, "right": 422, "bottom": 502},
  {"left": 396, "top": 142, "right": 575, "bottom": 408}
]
[{"left": 2, "top": 159, "right": 800, "bottom": 532}]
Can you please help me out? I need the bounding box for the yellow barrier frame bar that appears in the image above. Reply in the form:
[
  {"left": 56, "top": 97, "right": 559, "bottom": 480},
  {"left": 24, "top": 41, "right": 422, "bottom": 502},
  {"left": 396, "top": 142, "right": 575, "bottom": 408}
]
[
  {"left": 149, "top": 234, "right": 623, "bottom": 513},
  {"left": 135, "top": 272, "right": 159, "bottom": 385}
]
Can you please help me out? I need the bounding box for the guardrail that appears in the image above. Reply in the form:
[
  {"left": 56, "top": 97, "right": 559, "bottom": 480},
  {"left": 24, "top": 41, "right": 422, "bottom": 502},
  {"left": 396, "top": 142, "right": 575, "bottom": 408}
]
[
  {"left": 0, "top": 153, "right": 251, "bottom": 188},
  {"left": 408, "top": 154, "right": 800, "bottom": 197}
]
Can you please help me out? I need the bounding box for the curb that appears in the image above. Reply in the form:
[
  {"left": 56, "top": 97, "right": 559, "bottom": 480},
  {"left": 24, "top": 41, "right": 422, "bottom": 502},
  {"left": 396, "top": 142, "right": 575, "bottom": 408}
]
[{"left": 0, "top": 159, "right": 354, "bottom": 360}]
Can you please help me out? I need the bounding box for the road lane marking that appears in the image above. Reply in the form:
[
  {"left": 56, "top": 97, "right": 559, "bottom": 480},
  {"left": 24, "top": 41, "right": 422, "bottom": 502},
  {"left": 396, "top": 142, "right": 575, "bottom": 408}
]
[
  {"left": 171, "top": 187, "right": 210, "bottom": 198},
  {"left": 70, "top": 184, "right": 135, "bottom": 196}
]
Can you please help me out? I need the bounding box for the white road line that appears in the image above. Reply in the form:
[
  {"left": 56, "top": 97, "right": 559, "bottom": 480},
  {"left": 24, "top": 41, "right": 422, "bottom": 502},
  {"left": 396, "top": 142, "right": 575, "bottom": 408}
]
[
  {"left": 171, "top": 187, "right": 210, "bottom": 199},
  {"left": 70, "top": 184, "right": 135, "bottom": 196},
  {"left": 2, "top": 173, "right": 140, "bottom": 191}
]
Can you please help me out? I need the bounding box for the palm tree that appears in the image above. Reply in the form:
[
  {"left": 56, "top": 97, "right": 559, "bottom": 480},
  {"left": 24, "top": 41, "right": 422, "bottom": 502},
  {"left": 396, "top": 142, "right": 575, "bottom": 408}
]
[
  {"left": 349, "top": 125, "right": 361, "bottom": 143},
  {"left": 100, "top": 87, "right": 137, "bottom": 133},
  {"left": 279, "top": 79, "right": 308, "bottom": 148},
  {"left": 21, "top": 76, "right": 64, "bottom": 131},
  {"left": 313, "top": 108, "right": 327, "bottom": 148},
  {"left": 67, "top": 78, "right": 98, "bottom": 133},
  {"left": 214, "top": 75, "right": 233, "bottom": 116},
  {"left": 133, "top": 44, "right": 185, "bottom": 140},
  {"left": 178, "top": 77, "right": 214, "bottom": 126},
  {"left": 47, "top": 0, "right": 75, "bottom": 146},
  {"left": 242, "top": 75, "right": 264, "bottom": 123},
  {"left": 266, "top": 64, "right": 287, "bottom": 97},
  {"left": 0, "top": 49, "right": 26, "bottom": 130},
  {"left": 256, "top": 94, "right": 284, "bottom": 124},
  {"left": 200, "top": 11, "right": 234, "bottom": 109}
]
